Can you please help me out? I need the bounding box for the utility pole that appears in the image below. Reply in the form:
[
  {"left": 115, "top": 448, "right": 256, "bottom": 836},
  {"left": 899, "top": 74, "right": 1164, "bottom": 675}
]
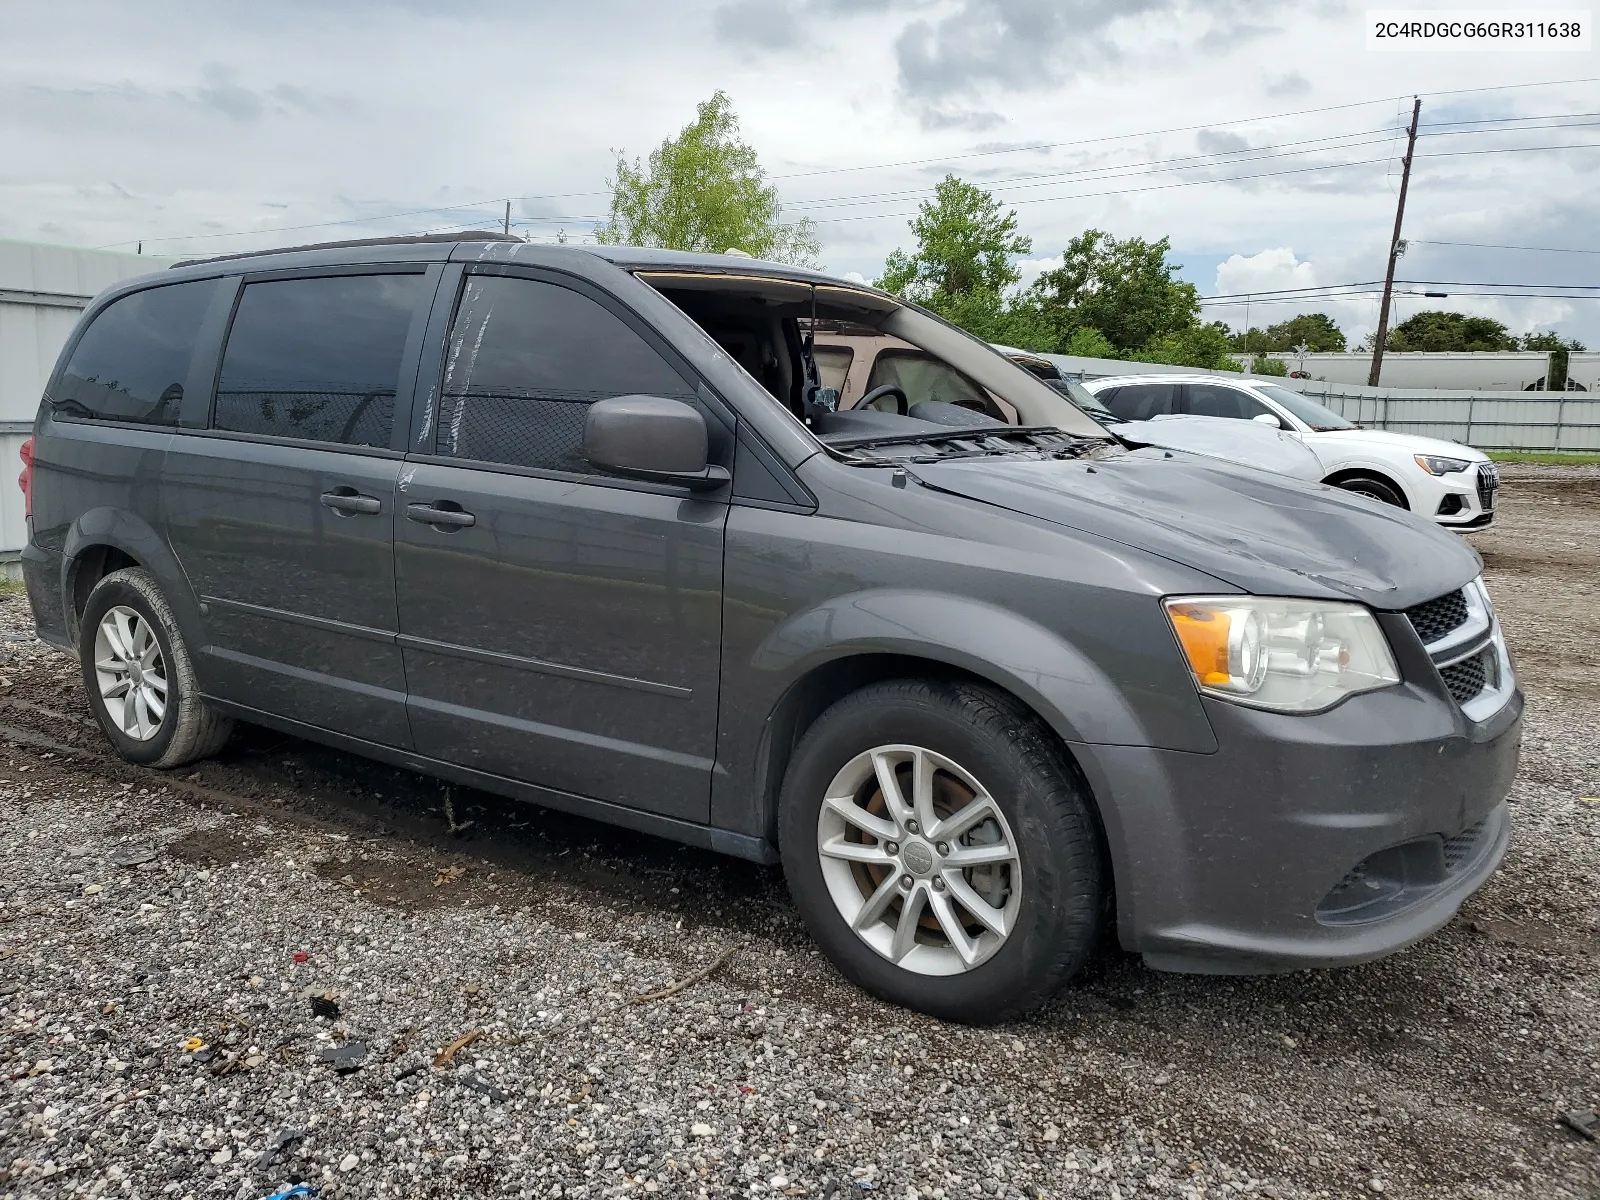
[
  {"left": 503, "top": 200, "right": 511, "bottom": 236},
  {"left": 1368, "top": 96, "right": 1421, "bottom": 387}
]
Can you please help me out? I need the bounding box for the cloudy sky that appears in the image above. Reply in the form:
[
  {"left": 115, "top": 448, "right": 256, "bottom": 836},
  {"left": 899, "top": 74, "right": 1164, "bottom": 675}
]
[{"left": 3, "top": 0, "right": 1596, "bottom": 347}]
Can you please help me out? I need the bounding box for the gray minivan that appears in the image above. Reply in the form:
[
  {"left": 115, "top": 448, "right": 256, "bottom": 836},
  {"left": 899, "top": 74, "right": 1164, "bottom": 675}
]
[{"left": 21, "top": 234, "right": 1521, "bottom": 1023}]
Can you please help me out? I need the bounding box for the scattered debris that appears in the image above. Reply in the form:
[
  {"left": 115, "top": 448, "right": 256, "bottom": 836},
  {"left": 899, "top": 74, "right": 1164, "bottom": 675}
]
[
  {"left": 256, "top": 1127, "right": 305, "bottom": 1170},
  {"left": 315, "top": 1042, "right": 369, "bottom": 1074},
  {"left": 262, "top": 1186, "right": 317, "bottom": 1200},
  {"left": 309, "top": 993, "right": 341, "bottom": 1020},
  {"left": 1561, "top": 1108, "right": 1598, "bottom": 1141},
  {"left": 631, "top": 945, "right": 738, "bottom": 1004},
  {"left": 434, "top": 865, "right": 467, "bottom": 887},
  {"left": 292, "top": 951, "right": 310, "bottom": 964},
  {"left": 442, "top": 786, "right": 475, "bottom": 837},
  {"left": 182, "top": 1037, "right": 206, "bottom": 1053},
  {"left": 459, "top": 1071, "right": 510, "bottom": 1102},
  {"left": 433, "top": 1028, "right": 481, "bottom": 1069},
  {"left": 108, "top": 844, "right": 159, "bottom": 868}
]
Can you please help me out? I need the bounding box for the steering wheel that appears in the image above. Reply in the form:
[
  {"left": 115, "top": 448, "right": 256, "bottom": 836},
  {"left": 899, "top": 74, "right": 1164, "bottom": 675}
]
[{"left": 856, "top": 384, "right": 909, "bottom": 416}]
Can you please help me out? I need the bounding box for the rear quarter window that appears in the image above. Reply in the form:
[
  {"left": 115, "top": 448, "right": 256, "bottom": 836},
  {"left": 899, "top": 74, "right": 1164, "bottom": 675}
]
[{"left": 52, "top": 279, "right": 217, "bottom": 425}]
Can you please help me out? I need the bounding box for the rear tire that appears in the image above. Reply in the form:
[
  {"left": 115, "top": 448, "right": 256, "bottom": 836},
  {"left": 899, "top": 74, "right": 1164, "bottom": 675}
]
[
  {"left": 1335, "top": 474, "right": 1407, "bottom": 508},
  {"left": 79, "top": 567, "right": 233, "bottom": 768},
  {"left": 779, "top": 677, "right": 1105, "bottom": 1024}
]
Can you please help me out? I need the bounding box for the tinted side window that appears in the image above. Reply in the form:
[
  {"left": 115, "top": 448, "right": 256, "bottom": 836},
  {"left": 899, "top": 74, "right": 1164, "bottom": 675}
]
[
  {"left": 1186, "top": 384, "right": 1270, "bottom": 421},
  {"left": 438, "top": 275, "right": 696, "bottom": 474},
  {"left": 214, "top": 273, "right": 425, "bottom": 448},
  {"left": 1101, "top": 382, "right": 1179, "bottom": 421},
  {"left": 53, "top": 280, "right": 216, "bottom": 425}
]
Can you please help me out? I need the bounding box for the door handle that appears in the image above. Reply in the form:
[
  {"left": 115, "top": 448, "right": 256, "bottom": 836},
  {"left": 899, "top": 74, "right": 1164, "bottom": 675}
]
[
  {"left": 406, "top": 502, "right": 476, "bottom": 528},
  {"left": 320, "top": 490, "right": 382, "bottom": 515}
]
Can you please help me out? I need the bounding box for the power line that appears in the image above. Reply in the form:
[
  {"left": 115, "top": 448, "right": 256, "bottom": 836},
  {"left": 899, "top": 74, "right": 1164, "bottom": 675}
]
[
  {"left": 787, "top": 121, "right": 1600, "bottom": 215},
  {"left": 1411, "top": 239, "right": 1600, "bottom": 255},
  {"left": 768, "top": 76, "right": 1600, "bottom": 181},
  {"left": 96, "top": 78, "right": 1600, "bottom": 251},
  {"left": 807, "top": 141, "right": 1600, "bottom": 223}
]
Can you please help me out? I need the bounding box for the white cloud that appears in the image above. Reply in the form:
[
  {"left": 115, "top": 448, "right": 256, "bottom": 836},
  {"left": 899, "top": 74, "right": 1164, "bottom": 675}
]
[
  {"left": 1013, "top": 254, "right": 1062, "bottom": 293},
  {"left": 1214, "top": 247, "right": 1316, "bottom": 297}
]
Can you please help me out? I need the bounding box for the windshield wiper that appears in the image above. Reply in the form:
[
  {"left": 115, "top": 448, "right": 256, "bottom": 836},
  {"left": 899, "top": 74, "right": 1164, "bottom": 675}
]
[{"left": 826, "top": 425, "right": 1073, "bottom": 451}]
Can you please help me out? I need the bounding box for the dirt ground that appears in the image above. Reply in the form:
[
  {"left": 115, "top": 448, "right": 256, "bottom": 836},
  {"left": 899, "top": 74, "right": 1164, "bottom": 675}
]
[{"left": 0, "top": 464, "right": 1597, "bottom": 1200}]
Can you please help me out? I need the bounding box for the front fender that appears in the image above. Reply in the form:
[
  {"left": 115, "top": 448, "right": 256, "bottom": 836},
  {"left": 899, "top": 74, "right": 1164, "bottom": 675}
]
[
  {"left": 1313, "top": 450, "right": 1421, "bottom": 507},
  {"left": 753, "top": 587, "right": 1197, "bottom": 751},
  {"left": 62, "top": 508, "right": 202, "bottom": 646}
]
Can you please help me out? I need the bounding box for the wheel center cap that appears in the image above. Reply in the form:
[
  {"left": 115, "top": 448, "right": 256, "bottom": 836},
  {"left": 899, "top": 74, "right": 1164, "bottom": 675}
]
[
  {"left": 901, "top": 840, "right": 935, "bottom": 876},
  {"left": 128, "top": 664, "right": 143, "bottom": 684}
]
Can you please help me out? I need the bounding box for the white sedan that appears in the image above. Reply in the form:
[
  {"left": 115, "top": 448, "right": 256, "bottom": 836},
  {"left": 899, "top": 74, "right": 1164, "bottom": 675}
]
[{"left": 1083, "top": 373, "right": 1497, "bottom": 529}]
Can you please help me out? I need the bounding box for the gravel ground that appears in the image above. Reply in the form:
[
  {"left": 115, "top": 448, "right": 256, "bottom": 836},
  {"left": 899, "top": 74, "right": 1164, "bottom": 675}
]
[{"left": 1, "top": 465, "right": 1598, "bottom": 1200}]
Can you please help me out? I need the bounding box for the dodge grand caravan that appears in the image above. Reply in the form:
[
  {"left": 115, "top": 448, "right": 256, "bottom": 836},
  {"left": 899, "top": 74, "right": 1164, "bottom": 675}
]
[{"left": 21, "top": 234, "right": 1521, "bottom": 1023}]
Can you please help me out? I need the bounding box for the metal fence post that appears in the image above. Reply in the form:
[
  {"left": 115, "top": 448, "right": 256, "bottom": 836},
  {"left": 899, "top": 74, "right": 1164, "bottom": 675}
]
[
  {"left": 1466, "top": 394, "right": 1475, "bottom": 446},
  {"left": 1555, "top": 390, "right": 1567, "bottom": 452}
]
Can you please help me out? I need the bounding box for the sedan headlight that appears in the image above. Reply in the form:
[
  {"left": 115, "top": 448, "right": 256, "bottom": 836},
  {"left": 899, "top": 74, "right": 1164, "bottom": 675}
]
[
  {"left": 1413, "top": 454, "right": 1472, "bottom": 475},
  {"left": 1164, "top": 597, "right": 1400, "bottom": 713}
]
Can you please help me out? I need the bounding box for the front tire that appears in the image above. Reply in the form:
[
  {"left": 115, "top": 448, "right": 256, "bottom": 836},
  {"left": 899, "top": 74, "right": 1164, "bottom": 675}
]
[
  {"left": 1335, "top": 474, "right": 1407, "bottom": 508},
  {"left": 79, "top": 567, "right": 233, "bottom": 768},
  {"left": 779, "top": 678, "right": 1104, "bottom": 1024}
]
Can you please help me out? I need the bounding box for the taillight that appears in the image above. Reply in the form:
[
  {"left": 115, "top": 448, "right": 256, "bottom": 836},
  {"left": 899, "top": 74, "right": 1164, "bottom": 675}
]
[{"left": 18, "top": 436, "right": 34, "bottom": 520}]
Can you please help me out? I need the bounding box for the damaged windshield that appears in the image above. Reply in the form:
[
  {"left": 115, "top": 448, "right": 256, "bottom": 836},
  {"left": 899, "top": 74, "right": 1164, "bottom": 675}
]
[{"left": 637, "top": 270, "right": 1110, "bottom": 461}]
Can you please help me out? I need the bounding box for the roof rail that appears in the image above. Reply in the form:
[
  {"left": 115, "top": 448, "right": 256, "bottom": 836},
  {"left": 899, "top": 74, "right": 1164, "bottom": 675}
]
[{"left": 171, "top": 230, "right": 523, "bottom": 269}]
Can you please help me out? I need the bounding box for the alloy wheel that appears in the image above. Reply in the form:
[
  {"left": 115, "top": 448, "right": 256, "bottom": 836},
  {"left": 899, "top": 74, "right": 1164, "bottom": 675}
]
[
  {"left": 93, "top": 605, "right": 168, "bottom": 741},
  {"left": 815, "top": 744, "right": 1023, "bottom": 976}
]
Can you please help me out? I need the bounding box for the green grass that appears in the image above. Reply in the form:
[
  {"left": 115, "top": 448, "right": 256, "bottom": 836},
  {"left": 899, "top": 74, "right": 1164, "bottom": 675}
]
[
  {"left": 1489, "top": 451, "right": 1600, "bottom": 466},
  {"left": 0, "top": 576, "right": 25, "bottom": 596}
]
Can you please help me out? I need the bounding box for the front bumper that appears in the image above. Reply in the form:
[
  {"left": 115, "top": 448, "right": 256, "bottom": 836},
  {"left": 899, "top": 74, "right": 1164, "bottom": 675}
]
[
  {"left": 1073, "top": 668, "right": 1522, "bottom": 974},
  {"left": 1430, "top": 461, "right": 1497, "bottom": 530}
]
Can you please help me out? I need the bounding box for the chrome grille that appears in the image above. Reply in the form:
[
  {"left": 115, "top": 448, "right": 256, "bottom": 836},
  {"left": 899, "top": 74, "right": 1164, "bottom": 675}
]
[{"left": 1405, "top": 589, "right": 1470, "bottom": 645}]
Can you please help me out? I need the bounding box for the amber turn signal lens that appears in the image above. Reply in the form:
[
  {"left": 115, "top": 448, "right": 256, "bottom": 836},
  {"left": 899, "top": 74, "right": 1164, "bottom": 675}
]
[{"left": 1168, "top": 603, "right": 1233, "bottom": 687}]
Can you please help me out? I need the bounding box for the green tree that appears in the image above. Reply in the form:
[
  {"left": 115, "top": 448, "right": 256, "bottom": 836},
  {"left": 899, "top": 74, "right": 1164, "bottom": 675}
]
[
  {"left": 876, "top": 176, "right": 1032, "bottom": 340},
  {"left": 1250, "top": 355, "right": 1289, "bottom": 376},
  {"left": 596, "top": 91, "right": 819, "bottom": 266},
  {"left": 1063, "top": 327, "right": 1117, "bottom": 359},
  {"left": 1132, "top": 322, "right": 1242, "bottom": 371},
  {"left": 1234, "top": 312, "right": 1347, "bottom": 353},
  {"left": 1026, "top": 231, "right": 1199, "bottom": 355},
  {"left": 1383, "top": 311, "right": 1518, "bottom": 352}
]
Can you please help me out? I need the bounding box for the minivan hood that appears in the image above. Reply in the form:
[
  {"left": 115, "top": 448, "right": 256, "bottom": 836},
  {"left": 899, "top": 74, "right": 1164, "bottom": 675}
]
[{"left": 912, "top": 450, "right": 1481, "bottom": 609}]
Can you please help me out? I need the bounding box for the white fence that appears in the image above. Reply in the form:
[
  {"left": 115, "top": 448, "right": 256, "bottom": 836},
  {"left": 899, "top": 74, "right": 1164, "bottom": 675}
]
[{"left": 1293, "top": 382, "right": 1600, "bottom": 452}]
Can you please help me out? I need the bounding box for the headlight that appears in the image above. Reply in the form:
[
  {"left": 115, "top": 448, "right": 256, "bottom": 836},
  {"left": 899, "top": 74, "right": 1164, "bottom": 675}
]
[
  {"left": 1164, "top": 597, "right": 1400, "bottom": 713},
  {"left": 1413, "top": 454, "right": 1472, "bottom": 475}
]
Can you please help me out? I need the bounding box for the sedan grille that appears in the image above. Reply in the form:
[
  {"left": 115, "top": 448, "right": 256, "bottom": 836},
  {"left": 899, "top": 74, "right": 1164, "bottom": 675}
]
[
  {"left": 1476, "top": 461, "right": 1498, "bottom": 510},
  {"left": 1404, "top": 589, "right": 1469, "bottom": 645}
]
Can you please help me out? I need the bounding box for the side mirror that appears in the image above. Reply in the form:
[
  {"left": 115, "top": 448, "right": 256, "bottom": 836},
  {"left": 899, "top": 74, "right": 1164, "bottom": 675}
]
[
  {"left": 1252, "top": 412, "right": 1285, "bottom": 428},
  {"left": 583, "top": 395, "right": 729, "bottom": 491}
]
